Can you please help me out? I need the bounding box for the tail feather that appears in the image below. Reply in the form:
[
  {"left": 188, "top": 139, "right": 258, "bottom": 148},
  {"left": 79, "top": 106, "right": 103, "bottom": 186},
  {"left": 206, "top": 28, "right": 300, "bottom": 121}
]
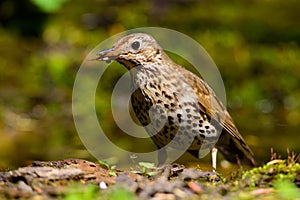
[{"left": 216, "top": 135, "right": 256, "bottom": 166}]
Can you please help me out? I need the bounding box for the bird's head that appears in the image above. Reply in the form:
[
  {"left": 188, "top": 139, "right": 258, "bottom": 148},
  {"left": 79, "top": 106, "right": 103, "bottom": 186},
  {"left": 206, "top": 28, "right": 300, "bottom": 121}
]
[{"left": 95, "top": 33, "right": 163, "bottom": 69}]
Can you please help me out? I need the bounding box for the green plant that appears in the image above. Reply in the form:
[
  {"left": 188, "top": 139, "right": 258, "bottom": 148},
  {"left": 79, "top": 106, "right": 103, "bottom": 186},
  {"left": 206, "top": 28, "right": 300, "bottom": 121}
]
[
  {"left": 98, "top": 160, "right": 117, "bottom": 177},
  {"left": 131, "top": 162, "right": 159, "bottom": 177}
]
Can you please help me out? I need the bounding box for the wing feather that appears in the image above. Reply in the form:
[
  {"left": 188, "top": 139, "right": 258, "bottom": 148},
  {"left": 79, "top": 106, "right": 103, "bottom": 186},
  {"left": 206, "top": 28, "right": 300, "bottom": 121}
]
[{"left": 176, "top": 65, "right": 256, "bottom": 165}]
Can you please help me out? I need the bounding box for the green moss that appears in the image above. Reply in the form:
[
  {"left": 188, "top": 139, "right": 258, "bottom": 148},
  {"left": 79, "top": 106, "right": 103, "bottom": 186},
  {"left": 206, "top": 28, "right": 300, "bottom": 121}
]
[{"left": 241, "top": 159, "right": 300, "bottom": 188}]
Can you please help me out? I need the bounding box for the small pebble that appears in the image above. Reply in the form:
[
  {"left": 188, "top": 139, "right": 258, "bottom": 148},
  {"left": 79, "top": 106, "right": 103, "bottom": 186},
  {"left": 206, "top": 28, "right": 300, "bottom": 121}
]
[
  {"left": 187, "top": 182, "right": 203, "bottom": 194},
  {"left": 251, "top": 188, "right": 273, "bottom": 195},
  {"left": 17, "top": 181, "right": 33, "bottom": 193},
  {"left": 99, "top": 181, "right": 107, "bottom": 190}
]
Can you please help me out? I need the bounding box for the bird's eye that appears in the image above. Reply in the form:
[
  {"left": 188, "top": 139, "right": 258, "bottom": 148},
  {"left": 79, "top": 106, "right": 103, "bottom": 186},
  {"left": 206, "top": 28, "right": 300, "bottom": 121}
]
[{"left": 131, "top": 41, "right": 140, "bottom": 50}]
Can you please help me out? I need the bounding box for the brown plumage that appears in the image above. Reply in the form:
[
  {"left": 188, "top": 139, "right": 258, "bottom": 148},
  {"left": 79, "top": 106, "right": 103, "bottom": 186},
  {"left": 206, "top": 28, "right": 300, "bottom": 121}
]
[{"left": 95, "top": 33, "right": 256, "bottom": 167}]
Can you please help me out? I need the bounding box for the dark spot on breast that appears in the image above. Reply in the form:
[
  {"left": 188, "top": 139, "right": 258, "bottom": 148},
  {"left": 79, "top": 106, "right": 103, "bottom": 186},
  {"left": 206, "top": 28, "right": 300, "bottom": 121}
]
[
  {"left": 168, "top": 116, "right": 174, "bottom": 125},
  {"left": 163, "top": 126, "right": 168, "bottom": 134},
  {"left": 199, "top": 134, "right": 205, "bottom": 139},
  {"left": 165, "top": 94, "right": 172, "bottom": 100},
  {"left": 170, "top": 126, "right": 176, "bottom": 131},
  {"left": 149, "top": 83, "right": 156, "bottom": 89},
  {"left": 170, "top": 133, "right": 174, "bottom": 140},
  {"left": 200, "top": 129, "right": 205, "bottom": 133},
  {"left": 205, "top": 125, "right": 210, "bottom": 129}
]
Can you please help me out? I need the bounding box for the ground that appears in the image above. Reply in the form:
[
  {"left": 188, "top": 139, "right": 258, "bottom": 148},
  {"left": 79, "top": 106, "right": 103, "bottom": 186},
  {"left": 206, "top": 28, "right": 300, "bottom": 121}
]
[{"left": 0, "top": 156, "right": 299, "bottom": 200}]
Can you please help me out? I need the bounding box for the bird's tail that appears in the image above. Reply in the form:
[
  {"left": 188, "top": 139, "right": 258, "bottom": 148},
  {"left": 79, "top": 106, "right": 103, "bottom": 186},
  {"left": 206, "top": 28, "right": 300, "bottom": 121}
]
[{"left": 216, "top": 134, "right": 256, "bottom": 166}]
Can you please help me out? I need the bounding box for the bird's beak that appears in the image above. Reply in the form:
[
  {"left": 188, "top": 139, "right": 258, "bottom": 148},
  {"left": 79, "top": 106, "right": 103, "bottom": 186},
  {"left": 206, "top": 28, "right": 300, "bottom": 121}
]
[{"left": 92, "top": 48, "right": 119, "bottom": 63}]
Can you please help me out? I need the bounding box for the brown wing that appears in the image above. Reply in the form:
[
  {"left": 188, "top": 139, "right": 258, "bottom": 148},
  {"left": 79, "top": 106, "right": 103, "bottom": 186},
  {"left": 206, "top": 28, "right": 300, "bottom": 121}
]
[{"left": 177, "top": 65, "right": 256, "bottom": 166}]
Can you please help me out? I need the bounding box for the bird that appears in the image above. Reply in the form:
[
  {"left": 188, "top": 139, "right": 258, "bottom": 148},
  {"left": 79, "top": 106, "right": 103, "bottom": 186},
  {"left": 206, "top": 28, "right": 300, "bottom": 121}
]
[{"left": 95, "top": 33, "right": 256, "bottom": 169}]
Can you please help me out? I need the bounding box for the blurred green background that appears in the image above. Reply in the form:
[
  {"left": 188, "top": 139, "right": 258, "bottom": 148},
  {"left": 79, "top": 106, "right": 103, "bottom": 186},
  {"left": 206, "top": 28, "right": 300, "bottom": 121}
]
[{"left": 0, "top": 0, "right": 299, "bottom": 169}]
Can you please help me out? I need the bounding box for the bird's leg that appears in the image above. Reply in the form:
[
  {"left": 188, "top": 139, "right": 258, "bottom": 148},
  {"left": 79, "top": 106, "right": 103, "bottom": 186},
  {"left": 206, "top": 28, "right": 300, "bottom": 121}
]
[
  {"left": 211, "top": 147, "right": 218, "bottom": 172},
  {"left": 157, "top": 147, "right": 167, "bottom": 166}
]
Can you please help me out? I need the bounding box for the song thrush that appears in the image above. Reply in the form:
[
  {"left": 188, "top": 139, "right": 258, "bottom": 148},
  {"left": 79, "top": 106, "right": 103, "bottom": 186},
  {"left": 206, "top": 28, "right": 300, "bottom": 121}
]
[{"left": 95, "top": 33, "right": 256, "bottom": 168}]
